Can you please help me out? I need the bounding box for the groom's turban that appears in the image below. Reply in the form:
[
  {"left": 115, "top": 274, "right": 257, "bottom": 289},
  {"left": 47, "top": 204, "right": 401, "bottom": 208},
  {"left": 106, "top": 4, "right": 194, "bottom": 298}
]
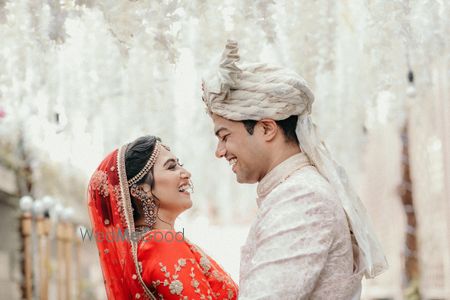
[{"left": 201, "top": 40, "right": 314, "bottom": 121}]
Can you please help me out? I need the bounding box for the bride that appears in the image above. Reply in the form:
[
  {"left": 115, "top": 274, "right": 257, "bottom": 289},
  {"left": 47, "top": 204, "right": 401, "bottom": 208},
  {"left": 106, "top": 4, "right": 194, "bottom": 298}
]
[{"left": 88, "top": 135, "right": 238, "bottom": 299}]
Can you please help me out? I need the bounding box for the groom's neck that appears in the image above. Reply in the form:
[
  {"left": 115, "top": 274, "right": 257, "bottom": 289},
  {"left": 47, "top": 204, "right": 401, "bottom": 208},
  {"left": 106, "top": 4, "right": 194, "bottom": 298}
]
[{"left": 260, "top": 142, "right": 301, "bottom": 181}]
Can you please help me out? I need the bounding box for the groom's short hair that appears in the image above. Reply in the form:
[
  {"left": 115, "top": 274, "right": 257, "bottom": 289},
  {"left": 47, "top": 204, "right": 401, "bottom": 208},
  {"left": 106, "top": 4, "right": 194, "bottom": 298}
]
[{"left": 241, "top": 115, "right": 299, "bottom": 145}]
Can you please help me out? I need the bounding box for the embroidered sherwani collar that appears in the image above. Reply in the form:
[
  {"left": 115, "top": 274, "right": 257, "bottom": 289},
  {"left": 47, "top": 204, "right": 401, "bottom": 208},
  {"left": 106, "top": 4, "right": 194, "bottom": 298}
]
[{"left": 256, "top": 152, "right": 311, "bottom": 206}]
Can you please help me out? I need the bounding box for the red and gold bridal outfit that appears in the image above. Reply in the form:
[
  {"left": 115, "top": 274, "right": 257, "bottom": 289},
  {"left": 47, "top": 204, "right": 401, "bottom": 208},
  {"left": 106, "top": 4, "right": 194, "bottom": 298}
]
[
  {"left": 139, "top": 230, "right": 237, "bottom": 300},
  {"left": 88, "top": 147, "right": 238, "bottom": 300}
]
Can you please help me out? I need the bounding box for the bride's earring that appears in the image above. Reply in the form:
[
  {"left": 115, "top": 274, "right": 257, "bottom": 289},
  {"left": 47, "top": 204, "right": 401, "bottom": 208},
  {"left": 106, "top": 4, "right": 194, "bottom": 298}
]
[{"left": 131, "top": 184, "right": 157, "bottom": 228}]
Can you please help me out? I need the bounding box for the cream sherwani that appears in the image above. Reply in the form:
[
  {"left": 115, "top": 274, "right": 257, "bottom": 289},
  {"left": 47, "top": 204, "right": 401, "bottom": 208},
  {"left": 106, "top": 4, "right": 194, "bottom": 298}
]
[{"left": 239, "top": 153, "right": 364, "bottom": 300}]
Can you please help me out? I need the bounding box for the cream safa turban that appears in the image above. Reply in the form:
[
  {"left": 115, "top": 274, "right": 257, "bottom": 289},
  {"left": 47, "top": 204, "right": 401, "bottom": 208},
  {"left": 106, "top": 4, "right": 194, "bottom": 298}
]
[
  {"left": 202, "top": 40, "right": 314, "bottom": 121},
  {"left": 201, "top": 40, "right": 388, "bottom": 279}
]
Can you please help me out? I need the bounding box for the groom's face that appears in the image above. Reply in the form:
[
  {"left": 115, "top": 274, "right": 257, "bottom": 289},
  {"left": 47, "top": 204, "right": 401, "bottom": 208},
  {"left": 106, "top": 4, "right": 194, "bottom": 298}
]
[{"left": 212, "top": 114, "right": 267, "bottom": 183}]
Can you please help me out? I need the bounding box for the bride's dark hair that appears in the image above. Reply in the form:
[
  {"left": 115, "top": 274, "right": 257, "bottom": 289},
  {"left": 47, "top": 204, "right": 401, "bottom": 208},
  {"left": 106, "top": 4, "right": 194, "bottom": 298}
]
[{"left": 125, "top": 135, "right": 161, "bottom": 221}]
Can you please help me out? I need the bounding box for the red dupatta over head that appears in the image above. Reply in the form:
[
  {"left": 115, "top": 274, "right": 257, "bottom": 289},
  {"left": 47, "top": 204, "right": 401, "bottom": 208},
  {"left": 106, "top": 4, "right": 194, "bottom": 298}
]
[{"left": 88, "top": 145, "right": 157, "bottom": 299}]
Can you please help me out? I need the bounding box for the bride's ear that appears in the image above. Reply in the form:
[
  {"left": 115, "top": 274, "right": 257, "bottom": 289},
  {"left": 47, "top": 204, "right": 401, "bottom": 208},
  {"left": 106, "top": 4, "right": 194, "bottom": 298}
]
[{"left": 141, "top": 183, "right": 151, "bottom": 193}]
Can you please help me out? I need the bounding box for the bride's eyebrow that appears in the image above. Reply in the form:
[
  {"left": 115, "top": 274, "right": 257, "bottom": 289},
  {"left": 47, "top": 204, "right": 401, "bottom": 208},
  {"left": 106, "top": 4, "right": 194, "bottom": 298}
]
[{"left": 163, "top": 158, "right": 177, "bottom": 167}]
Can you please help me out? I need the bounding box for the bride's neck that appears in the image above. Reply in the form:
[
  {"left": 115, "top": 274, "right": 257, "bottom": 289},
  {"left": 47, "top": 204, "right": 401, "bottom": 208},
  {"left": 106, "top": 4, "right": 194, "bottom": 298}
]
[
  {"left": 153, "top": 217, "right": 175, "bottom": 230},
  {"left": 134, "top": 209, "right": 176, "bottom": 230},
  {"left": 155, "top": 209, "right": 177, "bottom": 230}
]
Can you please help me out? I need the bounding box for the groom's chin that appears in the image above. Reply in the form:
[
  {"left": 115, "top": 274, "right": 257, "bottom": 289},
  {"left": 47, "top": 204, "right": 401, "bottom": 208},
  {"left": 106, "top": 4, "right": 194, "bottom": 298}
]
[
  {"left": 236, "top": 176, "right": 245, "bottom": 183},
  {"left": 235, "top": 174, "right": 257, "bottom": 184}
]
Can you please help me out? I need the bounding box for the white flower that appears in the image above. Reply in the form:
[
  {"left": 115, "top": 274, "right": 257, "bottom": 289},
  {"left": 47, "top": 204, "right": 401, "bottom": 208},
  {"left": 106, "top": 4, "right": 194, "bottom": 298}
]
[
  {"left": 191, "top": 279, "right": 199, "bottom": 288},
  {"left": 178, "top": 258, "right": 186, "bottom": 267},
  {"left": 169, "top": 280, "right": 183, "bottom": 295},
  {"left": 199, "top": 256, "right": 211, "bottom": 272}
]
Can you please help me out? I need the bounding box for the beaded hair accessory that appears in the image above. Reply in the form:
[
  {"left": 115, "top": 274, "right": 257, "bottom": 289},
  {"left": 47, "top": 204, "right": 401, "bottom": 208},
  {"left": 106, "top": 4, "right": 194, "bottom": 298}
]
[{"left": 127, "top": 141, "right": 161, "bottom": 186}]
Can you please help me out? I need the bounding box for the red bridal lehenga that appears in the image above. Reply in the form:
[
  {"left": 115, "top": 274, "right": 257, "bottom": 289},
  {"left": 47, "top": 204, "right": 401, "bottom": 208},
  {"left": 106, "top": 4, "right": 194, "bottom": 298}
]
[{"left": 88, "top": 146, "right": 238, "bottom": 299}]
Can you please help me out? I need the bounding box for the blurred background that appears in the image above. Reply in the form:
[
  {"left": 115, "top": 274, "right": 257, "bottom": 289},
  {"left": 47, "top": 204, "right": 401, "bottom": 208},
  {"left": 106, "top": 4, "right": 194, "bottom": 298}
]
[{"left": 0, "top": 0, "right": 449, "bottom": 299}]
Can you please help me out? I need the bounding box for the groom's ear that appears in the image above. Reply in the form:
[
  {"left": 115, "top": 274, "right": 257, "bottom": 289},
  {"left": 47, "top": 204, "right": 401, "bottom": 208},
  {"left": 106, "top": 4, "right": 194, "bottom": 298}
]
[{"left": 257, "top": 119, "right": 278, "bottom": 142}]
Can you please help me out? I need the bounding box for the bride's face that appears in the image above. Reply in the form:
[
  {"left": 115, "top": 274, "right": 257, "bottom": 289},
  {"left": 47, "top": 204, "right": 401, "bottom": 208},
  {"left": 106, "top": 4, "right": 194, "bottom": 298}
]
[{"left": 151, "top": 147, "right": 193, "bottom": 215}]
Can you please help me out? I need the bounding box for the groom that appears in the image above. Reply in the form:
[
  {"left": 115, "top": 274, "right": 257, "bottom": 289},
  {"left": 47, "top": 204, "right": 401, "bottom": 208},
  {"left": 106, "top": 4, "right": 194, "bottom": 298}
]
[{"left": 201, "top": 41, "right": 387, "bottom": 299}]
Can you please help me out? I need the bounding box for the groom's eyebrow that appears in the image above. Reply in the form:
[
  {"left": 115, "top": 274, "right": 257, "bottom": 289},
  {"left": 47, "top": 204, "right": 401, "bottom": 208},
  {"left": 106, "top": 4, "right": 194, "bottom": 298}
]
[{"left": 214, "top": 127, "right": 228, "bottom": 137}]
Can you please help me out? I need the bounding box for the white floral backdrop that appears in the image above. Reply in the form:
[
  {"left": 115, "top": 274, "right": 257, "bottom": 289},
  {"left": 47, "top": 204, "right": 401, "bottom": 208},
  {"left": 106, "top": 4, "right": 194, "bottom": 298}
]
[{"left": 0, "top": 1, "right": 449, "bottom": 299}]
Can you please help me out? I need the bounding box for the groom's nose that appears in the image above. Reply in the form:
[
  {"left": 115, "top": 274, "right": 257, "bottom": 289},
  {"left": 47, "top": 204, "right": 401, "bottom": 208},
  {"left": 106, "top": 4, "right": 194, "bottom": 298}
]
[{"left": 215, "top": 142, "right": 226, "bottom": 158}]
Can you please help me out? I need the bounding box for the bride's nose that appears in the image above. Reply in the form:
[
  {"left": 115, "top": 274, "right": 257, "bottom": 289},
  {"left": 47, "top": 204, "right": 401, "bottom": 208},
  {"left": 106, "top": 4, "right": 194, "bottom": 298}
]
[{"left": 180, "top": 169, "right": 191, "bottom": 179}]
